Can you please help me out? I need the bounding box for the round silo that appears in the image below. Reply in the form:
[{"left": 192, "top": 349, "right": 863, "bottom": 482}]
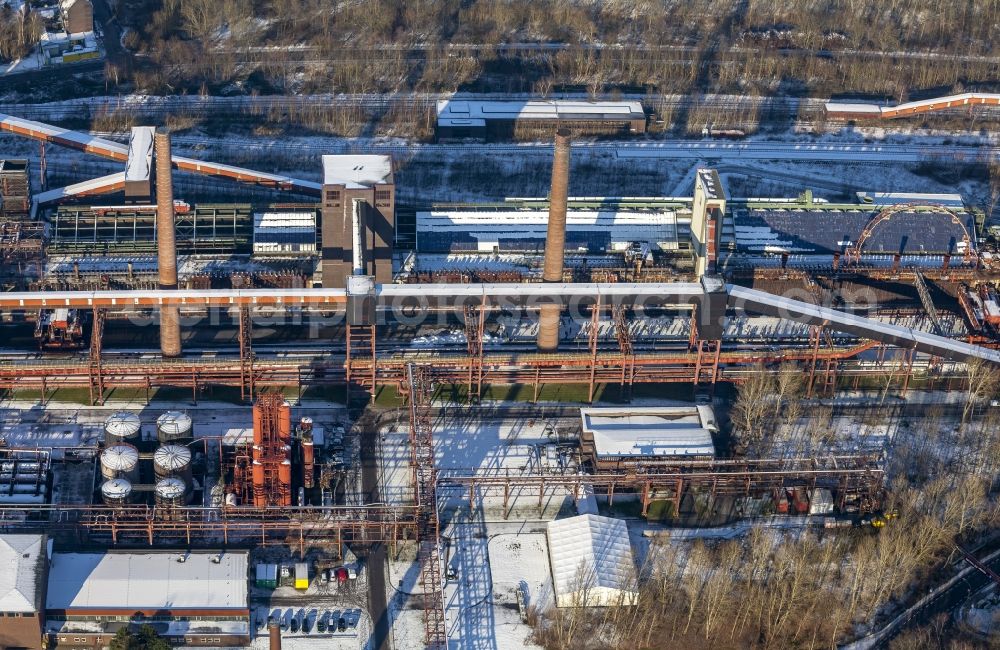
[
  {"left": 153, "top": 444, "right": 193, "bottom": 484},
  {"left": 104, "top": 412, "right": 141, "bottom": 445},
  {"left": 154, "top": 477, "right": 188, "bottom": 511},
  {"left": 101, "top": 478, "right": 134, "bottom": 506},
  {"left": 278, "top": 401, "right": 292, "bottom": 443},
  {"left": 156, "top": 411, "right": 193, "bottom": 444},
  {"left": 100, "top": 444, "right": 140, "bottom": 482}
]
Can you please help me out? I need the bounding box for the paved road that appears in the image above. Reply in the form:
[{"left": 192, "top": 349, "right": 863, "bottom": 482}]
[
  {"left": 858, "top": 543, "right": 1000, "bottom": 648},
  {"left": 357, "top": 409, "right": 391, "bottom": 650}
]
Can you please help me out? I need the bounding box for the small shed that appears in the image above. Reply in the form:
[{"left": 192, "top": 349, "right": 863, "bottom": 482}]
[{"left": 546, "top": 515, "right": 638, "bottom": 607}]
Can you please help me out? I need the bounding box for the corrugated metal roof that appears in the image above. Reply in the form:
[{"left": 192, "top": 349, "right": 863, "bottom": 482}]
[
  {"left": 437, "top": 100, "right": 645, "bottom": 123},
  {"left": 734, "top": 207, "right": 975, "bottom": 255},
  {"left": 46, "top": 551, "right": 248, "bottom": 611},
  {"left": 0, "top": 534, "right": 44, "bottom": 613},
  {"left": 580, "top": 407, "right": 717, "bottom": 458}
]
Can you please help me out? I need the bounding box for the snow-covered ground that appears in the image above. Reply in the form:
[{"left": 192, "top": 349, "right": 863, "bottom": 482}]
[{"left": 380, "top": 413, "right": 578, "bottom": 515}]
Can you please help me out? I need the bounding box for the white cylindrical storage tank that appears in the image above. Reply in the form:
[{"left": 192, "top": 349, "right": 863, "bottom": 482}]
[
  {"left": 104, "top": 412, "right": 141, "bottom": 445},
  {"left": 100, "top": 444, "right": 139, "bottom": 482},
  {"left": 156, "top": 411, "right": 193, "bottom": 444},
  {"left": 101, "top": 478, "right": 133, "bottom": 506},
  {"left": 154, "top": 477, "right": 188, "bottom": 509},
  {"left": 153, "top": 444, "right": 193, "bottom": 483}
]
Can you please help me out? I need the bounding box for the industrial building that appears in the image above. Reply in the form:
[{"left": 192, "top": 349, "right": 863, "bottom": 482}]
[
  {"left": 721, "top": 194, "right": 980, "bottom": 270},
  {"left": 44, "top": 551, "right": 250, "bottom": 648},
  {"left": 0, "top": 534, "right": 47, "bottom": 650},
  {"left": 253, "top": 211, "right": 317, "bottom": 256},
  {"left": 579, "top": 406, "right": 718, "bottom": 470},
  {"left": 320, "top": 154, "right": 395, "bottom": 286},
  {"left": 416, "top": 200, "right": 690, "bottom": 254},
  {"left": 547, "top": 515, "right": 638, "bottom": 607},
  {"left": 436, "top": 99, "right": 647, "bottom": 140}
]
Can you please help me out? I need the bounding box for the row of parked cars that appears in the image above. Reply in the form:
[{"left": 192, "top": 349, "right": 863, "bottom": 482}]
[{"left": 257, "top": 607, "right": 361, "bottom": 635}]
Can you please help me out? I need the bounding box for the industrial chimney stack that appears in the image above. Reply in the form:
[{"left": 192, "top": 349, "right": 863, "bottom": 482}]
[
  {"left": 268, "top": 620, "right": 281, "bottom": 650},
  {"left": 537, "top": 129, "right": 571, "bottom": 351},
  {"left": 155, "top": 131, "right": 181, "bottom": 357}
]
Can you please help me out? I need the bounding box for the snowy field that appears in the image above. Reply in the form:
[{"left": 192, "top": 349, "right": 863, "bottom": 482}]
[{"left": 387, "top": 521, "right": 551, "bottom": 650}]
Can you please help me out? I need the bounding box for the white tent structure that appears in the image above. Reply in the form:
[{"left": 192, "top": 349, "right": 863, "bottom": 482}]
[{"left": 546, "top": 514, "right": 638, "bottom": 607}]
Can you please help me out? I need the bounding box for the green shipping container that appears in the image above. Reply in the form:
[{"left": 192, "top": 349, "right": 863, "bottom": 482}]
[{"left": 255, "top": 562, "right": 278, "bottom": 588}]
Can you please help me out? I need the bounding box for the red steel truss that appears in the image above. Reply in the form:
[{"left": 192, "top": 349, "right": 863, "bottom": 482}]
[{"left": 407, "top": 365, "right": 447, "bottom": 648}]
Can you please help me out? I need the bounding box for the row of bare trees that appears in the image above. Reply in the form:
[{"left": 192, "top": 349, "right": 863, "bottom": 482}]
[
  {"left": 535, "top": 474, "right": 998, "bottom": 650},
  {"left": 532, "top": 359, "right": 1000, "bottom": 649},
  {"left": 113, "top": 0, "right": 1000, "bottom": 98}
]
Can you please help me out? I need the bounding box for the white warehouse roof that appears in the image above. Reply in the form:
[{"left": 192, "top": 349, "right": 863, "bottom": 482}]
[
  {"left": 580, "top": 406, "right": 717, "bottom": 459},
  {"left": 416, "top": 209, "right": 684, "bottom": 253},
  {"left": 322, "top": 155, "right": 392, "bottom": 188},
  {"left": 46, "top": 551, "right": 248, "bottom": 611},
  {"left": 0, "top": 534, "right": 45, "bottom": 613},
  {"left": 547, "top": 515, "right": 637, "bottom": 607},
  {"left": 437, "top": 99, "right": 645, "bottom": 126}
]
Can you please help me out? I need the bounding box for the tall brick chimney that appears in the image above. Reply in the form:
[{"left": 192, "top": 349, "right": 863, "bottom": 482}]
[
  {"left": 155, "top": 131, "right": 181, "bottom": 357},
  {"left": 537, "top": 129, "right": 571, "bottom": 351}
]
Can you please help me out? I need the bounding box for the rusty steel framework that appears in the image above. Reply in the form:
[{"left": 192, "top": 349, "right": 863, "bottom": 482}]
[
  {"left": 238, "top": 305, "right": 255, "bottom": 401},
  {"left": 0, "top": 335, "right": 951, "bottom": 407},
  {"left": 88, "top": 307, "right": 106, "bottom": 405},
  {"left": 407, "top": 364, "right": 447, "bottom": 648},
  {"left": 346, "top": 324, "right": 377, "bottom": 402},
  {"left": 443, "top": 454, "right": 885, "bottom": 518},
  {"left": 464, "top": 304, "right": 486, "bottom": 401},
  {"left": 0, "top": 503, "right": 417, "bottom": 551}
]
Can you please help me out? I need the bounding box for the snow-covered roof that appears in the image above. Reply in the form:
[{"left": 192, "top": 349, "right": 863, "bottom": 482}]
[
  {"left": 125, "top": 126, "right": 153, "bottom": 183},
  {"left": 33, "top": 172, "right": 126, "bottom": 206},
  {"left": 253, "top": 212, "right": 316, "bottom": 230},
  {"left": 321, "top": 155, "right": 392, "bottom": 188},
  {"left": 416, "top": 209, "right": 682, "bottom": 252},
  {"left": 547, "top": 515, "right": 637, "bottom": 607},
  {"left": 824, "top": 102, "right": 883, "bottom": 115},
  {"left": 580, "top": 406, "right": 717, "bottom": 458},
  {"left": 855, "top": 191, "right": 965, "bottom": 208},
  {"left": 697, "top": 169, "right": 725, "bottom": 200},
  {"left": 437, "top": 100, "right": 645, "bottom": 124},
  {"left": 0, "top": 534, "right": 45, "bottom": 613},
  {"left": 46, "top": 551, "right": 248, "bottom": 611}
]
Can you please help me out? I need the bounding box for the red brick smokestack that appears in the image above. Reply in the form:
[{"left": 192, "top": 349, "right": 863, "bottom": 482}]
[
  {"left": 268, "top": 620, "right": 281, "bottom": 650},
  {"left": 537, "top": 129, "right": 571, "bottom": 351},
  {"left": 155, "top": 131, "right": 181, "bottom": 357}
]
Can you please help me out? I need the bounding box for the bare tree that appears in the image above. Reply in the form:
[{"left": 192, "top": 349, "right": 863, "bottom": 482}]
[
  {"left": 962, "top": 357, "right": 1000, "bottom": 426},
  {"left": 732, "top": 364, "right": 777, "bottom": 453}
]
